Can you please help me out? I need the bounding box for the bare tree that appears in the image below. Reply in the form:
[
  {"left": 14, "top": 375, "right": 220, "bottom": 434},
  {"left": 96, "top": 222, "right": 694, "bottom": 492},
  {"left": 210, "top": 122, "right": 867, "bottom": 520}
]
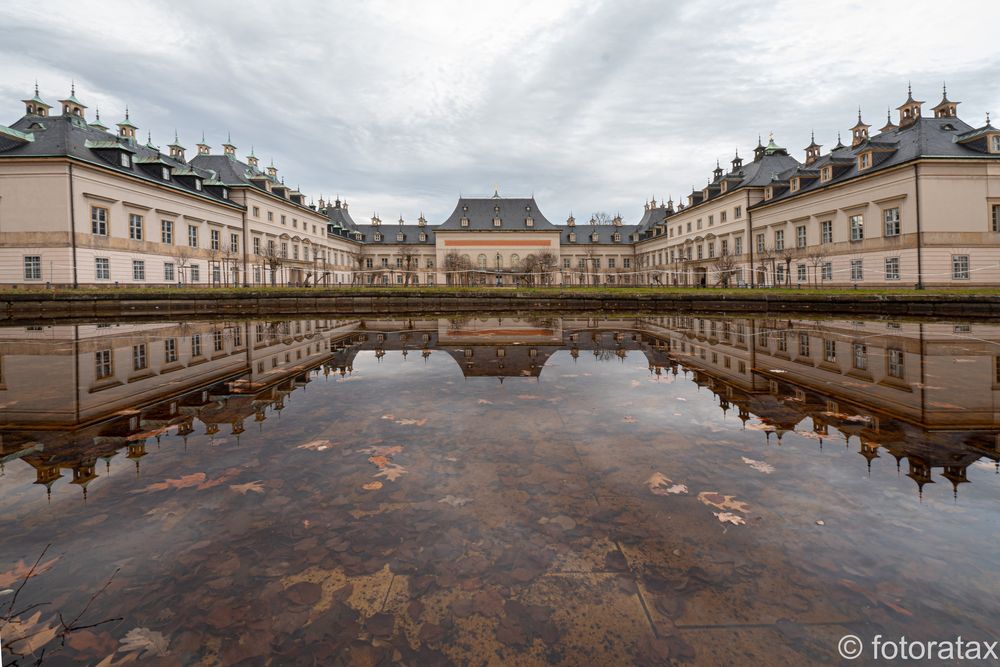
[
  {"left": 261, "top": 241, "right": 283, "bottom": 287},
  {"left": 712, "top": 250, "right": 738, "bottom": 287},
  {"left": 536, "top": 251, "right": 558, "bottom": 286},
  {"left": 779, "top": 247, "right": 796, "bottom": 287},
  {"left": 175, "top": 246, "right": 193, "bottom": 286},
  {"left": 805, "top": 247, "right": 828, "bottom": 288},
  {"left": 590, "top": 211, "right": 612, "bottom": 226},
  {"left": 444, "top": 251, "right": 472, "bottom": 286},
  {"left": 393, "top": 246, "right": 419, "bottom": 286},
  {"left": 754, "top": 244, "right": 775, "bottom": 288}
]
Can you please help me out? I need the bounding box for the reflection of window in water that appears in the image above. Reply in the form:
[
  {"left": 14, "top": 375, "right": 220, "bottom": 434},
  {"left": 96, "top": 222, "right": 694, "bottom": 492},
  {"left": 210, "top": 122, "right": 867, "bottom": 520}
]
[{"left": 853, "top": 343, "right": 868, "bottom": 370}]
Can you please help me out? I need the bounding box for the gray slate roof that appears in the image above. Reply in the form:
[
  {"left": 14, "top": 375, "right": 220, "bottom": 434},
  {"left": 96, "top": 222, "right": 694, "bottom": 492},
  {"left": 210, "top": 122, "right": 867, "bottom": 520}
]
[
  {"left": 353, "top": 224, "right": 435, "bottom": 245},
  {"left": 559, "top": 224, "right": 639, "bottom": 245},
  {"left": 438, "top": 195, "right": 558, "bottom": 231},
  {"left": 0, "top": 112, "right": 238, "bottom": 208}
]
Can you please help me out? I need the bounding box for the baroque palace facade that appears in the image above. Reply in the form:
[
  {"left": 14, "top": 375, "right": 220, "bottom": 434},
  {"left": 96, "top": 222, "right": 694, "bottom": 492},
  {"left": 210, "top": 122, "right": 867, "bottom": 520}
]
[{"left": 1, "top": 84, "right": 999, "bottom": 288}]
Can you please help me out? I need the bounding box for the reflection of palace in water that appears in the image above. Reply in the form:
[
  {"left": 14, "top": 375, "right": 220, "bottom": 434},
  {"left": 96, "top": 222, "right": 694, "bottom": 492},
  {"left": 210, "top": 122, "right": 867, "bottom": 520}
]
[{"left": 1, "top": 315, "right": 998, "bottom": 499}]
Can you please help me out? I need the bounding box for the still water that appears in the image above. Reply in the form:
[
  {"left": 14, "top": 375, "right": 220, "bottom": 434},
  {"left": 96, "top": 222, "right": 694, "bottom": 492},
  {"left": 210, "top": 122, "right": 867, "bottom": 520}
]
[{"left": 0, "top": 314, "right": 998, "bottom": 666}]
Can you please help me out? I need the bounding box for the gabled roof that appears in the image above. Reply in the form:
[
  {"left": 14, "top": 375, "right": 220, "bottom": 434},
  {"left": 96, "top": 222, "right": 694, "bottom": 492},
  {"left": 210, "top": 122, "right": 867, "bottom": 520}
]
[
  {"left": 438, "top": 195, "right": 558, "bottom": 231},
  {"left": 560, "top": 224, "right": 638, "bottom": 245},
  {"left": 354, "top": 224, "right": 435, "bottom": 245}
]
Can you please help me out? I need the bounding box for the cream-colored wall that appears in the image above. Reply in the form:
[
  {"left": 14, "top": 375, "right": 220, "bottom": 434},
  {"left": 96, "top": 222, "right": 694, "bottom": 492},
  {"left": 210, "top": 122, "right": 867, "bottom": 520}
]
[{"left": 434, "top": 230, "right": 562, "bottom": 284}]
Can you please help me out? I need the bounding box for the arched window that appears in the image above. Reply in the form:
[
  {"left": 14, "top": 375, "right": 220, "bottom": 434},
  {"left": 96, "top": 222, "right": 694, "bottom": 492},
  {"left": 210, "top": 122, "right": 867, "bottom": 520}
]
[
  {"left": 510, "top": 254, "right": 520, "bottom": 267},
  {"left": 477, "top": 254, "right": 487, "bottom": 269}
]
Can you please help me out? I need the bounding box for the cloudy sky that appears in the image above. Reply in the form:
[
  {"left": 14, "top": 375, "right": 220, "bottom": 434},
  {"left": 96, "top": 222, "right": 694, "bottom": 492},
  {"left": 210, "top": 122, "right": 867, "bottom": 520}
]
[{"left": 1, "top": 0, "right": 998, "bottom": 224}]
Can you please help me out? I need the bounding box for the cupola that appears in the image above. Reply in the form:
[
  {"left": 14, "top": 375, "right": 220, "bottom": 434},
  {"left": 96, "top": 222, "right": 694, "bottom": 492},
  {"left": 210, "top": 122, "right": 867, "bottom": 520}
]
[
  {"left": 59, "top": 82, "right": 87, "bottom": 119},
  {"left": 804, "top": 131, "right": 821, "bottom": 166},
  {"left": 266, "top": 160, "right": 278, "bottom": 178},
  {"left": 896, "top": 83, "right": 924, "bottom": 128},
  {"left": 246, "top": 146, "right": 259, "bottom": 169},
  {"left": 879, "top": 108, "right": 897, "bottom": 133},
  {"left": 22, "top": 83, "right": 51, "bottom": 117},
  {"left": 89, "top": 106, "right": 108, "bottom": 131},
  {"left": 931, "top": 83, "right": 958, "bottom": 119},
  {"left": 731, "top": 149, "right": 743, "bottom": 171},
  {"left": 418, "top": 213, "right": 427, "bottom": 227},
  {"left": 222, "top": 133, "right": 237, "bottom": 157},
  {"left": 167, "top": 131, "right": 185, "bottom": 161},
  {"left": 371, "top": 213, "right": 381, "bottom": 227},
  {"left": 196, "top": 132, "right": 210, "bottom": 155},
  {"left": 116, "top": 107, "right": 138, "bottom": 140},
  {"left": 566, "top": 214, "right": 575, "bottom": 227},
  {"left": 753, "top": 135, "right": 766, "bottom": 161},
  {"left": 712, "top": 160, "right": 723, "bottom": 181},
  {"left": 850, "top": 109, "right": 870, "bottom": 147}
]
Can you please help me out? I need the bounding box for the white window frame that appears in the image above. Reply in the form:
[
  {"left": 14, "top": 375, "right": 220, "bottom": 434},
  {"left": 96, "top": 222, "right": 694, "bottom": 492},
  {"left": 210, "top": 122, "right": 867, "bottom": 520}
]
[
  {"left": 884, "top": 207, "right": 900, "bottom": 237},
  {"left": 850, "top": 259, "right": 863, "bottom": 281},
  {"left": 161, "top": 220, "right": 173, "bottom": 244},
  {"left": 95, "top": 257, "right": 110, "bottom": 280},
  {"left": 164, "top": 262, "right": 175, "bottom": 282},
  {"left": 951, "top": 254, "right": 970, "bottom": 280},
  {"left": 132, "top": 259, "right": 145, "bottom": 281},
  {"left": 849, "top": 214, "right": 864, "bottom": 241},
  {"left": 188, "top": 226, "right": 199, "bottom": 247},
  {"left": 884, "top": 256, "right": 900, "bottom": 280},
  {"left": 821, "top": 220, "right": 832, "bottom": 244},
  {"left": 92, "top": 206, "right": 108, "bottom": 236},
  {"left": 128, "top": 214, "right": 143, "bottom": 241},
  {"left": 23, "top": 255, "right": 42, "bottom": 280}
]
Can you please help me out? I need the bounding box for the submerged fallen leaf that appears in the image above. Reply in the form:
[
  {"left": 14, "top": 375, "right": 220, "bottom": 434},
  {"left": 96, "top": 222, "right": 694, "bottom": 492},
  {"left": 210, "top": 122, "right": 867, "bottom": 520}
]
[
  {"left": 538, "top": 515, "right": 576, "bottom": 530},
  {"left": 623, "top": 415, "right": 637, "bottom": 423},
  {"left": 646, "top": 472, "right": 688, "bottom": 496},
  {"left": 0, "top": 555, "right": 60, "bottom": 588},
  {"left": 142, "top": 472, "right": 207, "bottom": 493},
  {"left": 2, "top": 611, "right": 59, "bottom": 654},
  {"left": 359, "top": 445, "right": 403, "bottom": 456},
  {"left": 118, "top": 627, "right": 170, "bottom": 657},
  {"left": 477, "top": 399, "right": 493, "bottom": 404},
  {"left": 381, "top": 414, "right": 427, "bottom": 426},
  {"left": 698, "top": 491, "right": 750, "bottom": 513},
  {"left": 439, "top": 495, "right": 472, "bottom": 507},
  {"left": 362, "top": 481, "right": 383, "bottom": 490},
  {"left": 368, "top": 455, "right": 391, "bottom": 469},
  {"left": 741, "top": 457, "right": 775, "bottom": 474},
  {"left": 714, "top": 512, "right": 746, "bottom": 526},
  {"left": 375, "top": 464, "right": 408, "bottom": 482},
  {"left": 230, "top": 480, "right": 264, "bottom": 495}
]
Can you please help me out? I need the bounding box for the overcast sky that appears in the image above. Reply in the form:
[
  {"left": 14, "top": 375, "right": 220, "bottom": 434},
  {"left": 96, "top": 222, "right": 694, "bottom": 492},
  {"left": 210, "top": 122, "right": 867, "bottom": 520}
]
[{"left": 2, "top": 0, "right": 998, "bottom": 224}]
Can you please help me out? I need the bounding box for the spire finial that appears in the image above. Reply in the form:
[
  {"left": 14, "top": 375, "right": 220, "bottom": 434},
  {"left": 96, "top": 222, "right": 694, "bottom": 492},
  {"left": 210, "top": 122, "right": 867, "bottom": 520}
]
[
  {"left": 71, "top": 78, "right": 75, "bottom": 96},
  {"left": 34, "top": 79, "right": 39, "bottom": 96},
  {"left": 201, "top": 130, "right": 206, "bottom": 143},
  {"left": 858, "top": 106, "right": 862, "bottom": 122},
  {"left": 943, "top": 81, "right": 947, "bottom": 96},
  {"left": 147, "top": 130, "right": 152, "bottom": 144},
  {"left": 174, "top": 129, "right": 179, "bottom": 143},
  {"left": 125, "top": 105, "right": 130, "bottom": 120},
  {"left": 227, "top": 131, "right": 232, "bottom": 143},
  {"left": 887, "top": 106, "right": 892, "bottom": 122},
  {"left": 95, "top": 106, "right": 101, "bottom": 121},
  {"left": 908, "top": 80, "right": 912, "bottom": 96},
  {"left": 987, "top": 111, "right": 991, "bottom": 125}
]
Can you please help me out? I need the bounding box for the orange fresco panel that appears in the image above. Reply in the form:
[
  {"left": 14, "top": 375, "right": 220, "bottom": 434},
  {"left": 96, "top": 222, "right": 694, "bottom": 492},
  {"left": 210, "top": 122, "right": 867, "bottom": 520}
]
[{"left": 443, "top": 239, "right": 553, "bottom": 247}]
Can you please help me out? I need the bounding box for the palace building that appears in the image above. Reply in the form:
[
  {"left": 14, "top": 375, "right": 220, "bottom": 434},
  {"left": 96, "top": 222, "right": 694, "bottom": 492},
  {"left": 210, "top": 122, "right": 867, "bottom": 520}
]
[{"left": 1, "top": 84, "right": 998, "bottom": 288}]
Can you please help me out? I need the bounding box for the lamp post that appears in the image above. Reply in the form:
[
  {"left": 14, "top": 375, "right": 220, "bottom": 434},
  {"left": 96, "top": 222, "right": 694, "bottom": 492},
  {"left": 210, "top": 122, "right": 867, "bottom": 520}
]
[{"left": 495, "top": 252, "right": 501, "bottom": 287}]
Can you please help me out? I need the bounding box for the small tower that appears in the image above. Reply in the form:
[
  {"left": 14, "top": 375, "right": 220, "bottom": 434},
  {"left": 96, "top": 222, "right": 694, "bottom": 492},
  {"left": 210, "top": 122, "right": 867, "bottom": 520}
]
[
  {"left": 879, "top": 107, "right": 898, "bottom": 133},
  {"left": 731, "top": 149, "right": 743, "bottom": 171},
  {"left": 196, "top": 132, "right": 210, "bottom": 155},
  {"left": 712, "top": 160, "right": 723, "bottom": 181},
  {"left": 931, "top": 83, "right": 959, "bottom": 119},
  {"left": 59, "top": 82, "right": 87, "bottom": 118},
  {"left": 897, "top": 83, "right": 924, "bottom": 128},
  {"left": 266, "top": 160, "right": 278, "bottom": 179},
  {"left": 566, "top": 213, "right": 575, "bottom": 227},
  {"left": 850, "top": 109, "right": 870, "bottom": 148},
  {"left": 612, "top": 214, "right": 623, "bottom": 227},
  {"left": 753, "top": 135, "right": 766, "bottom": 161},
  {"left": 222, "top": 133, "right": 237, "bottom": 157},
  {"left": 116, "top": 106, "right": 138, "bottom": 140},
  {"left": 804, "top": 131, "right": 821, "bottom": 166},
  {"left": 89, "top": 106, "right": 108, "bottom": 131},
  {"left": 398, "top": 215, "right": 405, "bottom": 226},
  {"left": 832, "top": 132, "right": 846, "bottom": 151},
  {"left": 418, "top": 213, "right": 427, "bottom": 227},
  {"left": 22, "top": 82, "right": 52, "bottom": 117},
  {"left": 167, "top": 131, "right": 185, "bottom": 161},
  {"left": 246, "top": 146, "right": 259, "bottom": 169},
  {"left": 371, "top": 213, "right": 381, "bottom": 227}
]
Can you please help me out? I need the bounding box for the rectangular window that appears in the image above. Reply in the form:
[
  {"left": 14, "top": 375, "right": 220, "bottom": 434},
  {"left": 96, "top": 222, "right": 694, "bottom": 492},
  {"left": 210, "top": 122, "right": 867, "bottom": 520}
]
[
  {"left": 734, "top": 206, "right": 742, "bottom": 219},
  {"left": 165, "top": 338, "right": 177, "bottom": 363},
  {"left": 992, "top": 204, "right": 1000, "bottom": 233},
  {"left": 164, "top": 262, "right": 175, "bottom": 282},
  {"left": 191, "top": 334, "right": 202, "bottom": 357},
  {"left": 608, "top": 258, "right": 617, "bottom": 268},
  {"left": 774, "top": 229, "right": 784, "bottom": 250},
  {"left": 95, "top": 349, "right": 113, "bottom": 379},
  {"left": 885, "top": 257, "right": 900, "bottom": 280},
  {"left": 120, "top": 152, "right": 131, "bottom": 168},
  {"left": 721, "top": 239, "right": 728, "bottom": 255},
  {"left": 798, "top": 333, "right": 810, "bottom": 357},
  {"left": 623, "top": 258, "right": 631, "bottom": 269},
  {"left": 887, "top": 348, "right": 904, "bottom": 378},
  {"left": 252, "top": 206, "right": 260, "bottom": 217},
  {"left": 23, "top": 255, "right": 42, "bottom": 280},
  {"left": 720, "top": 211, "right": 727, "bottom": 223},
  {"left": 824, "top": 339, "right": 836, "bottom": 362},
  {"left": 822, "top": 262, "right": 832, "bottom": 280},
  {"left": 852, "top": 343, "right": 867, "bottom": 370},
  {"left": 796, "top": 225, "right": 807, "bottom": 248},
  {"left": 281, "top": 242, "right": 288, "bottom": 259},
  {"left": 128, "top": 214, "right": 143, "bottom": 240},
  {"left": 734, "top": 236, "right": 742, "bottom": 255},
  {"left": 992, "top": 135, "right": 1000, "bottom": 153},
  {"left": 952, "top": 255, "right": 970, "bottom": 280},
  {"left": 267, "top": 211, "right": 273, "bottom": 222},
  {"left": 849, "top": 214, "right": 864, "bottom": 241},
  {"left": 253, "top": 237, "right": 261, "bottom": 254},
  {"left": 797, "top": 264, "right": 807, "bottom": 282},
  {"left": 91, "top": 207, "right": 108, "bottom": 235},
  {"left": 190, "top": 264, "right": 200, "bottom": 282},
  {"left": 756, "top": 233, "right": 765, "bottom": 253},
  {"left": 95, "top": 257, "right": 110, "bottom": 280},
  {"left": 161, "top": 220, "right": 173, "bottom": 244},
  {"left": 132, "top": 259, "right": 145, "bottom": 281},
  {"left": 210, "top": 229, "right": 220, "bottom": 250},
  {"left": 132, "top": 344, "right": 147, "bottom": 371},
  {"left": 884, "top": 207, "right": 900, "bottom": 236},
  {"left": 821, "top": 220, "right": 832, "bottom": 244},
  {"left": 230, "top": 233, "right": 239, "bottom": 253},
  {"left": 850, "top": 259, "right": 863, "bottom": 281},
  {"left": 212, "top": 264, "right": 221, "bottom": 284},
  {"left": 188, "top": 226, "right": 198, "bottom": 247},
  {"left": 214, "top": 330, "right": 224, "bottom": 352}
]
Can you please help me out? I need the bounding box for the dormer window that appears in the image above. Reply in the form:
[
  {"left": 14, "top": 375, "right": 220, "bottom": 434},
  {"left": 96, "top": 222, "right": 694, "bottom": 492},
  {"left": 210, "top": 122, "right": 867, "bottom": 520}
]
[
  {"left": 120, "top": 153, "right": 131, "bottom": 168},
  {"left": 419, "top": 232, "right": 426, "bottom": 242},
  {"left": 493, "top": 217, "right": 502, "bottom": 227},
  {"left": 373, "top": 232, "right": 382, "bottom": 241},
  {"left": 222, "top": 188, "right": 229, "bottom": 199},
  {"left": 991, "top": 135, "right": 1000, "bottom": 153},
  {"left": 613, "top": 232, "right": 621, "bottom": 242},
  {"left": 821, "top": 166, "right": 832, "bottom": 182},
  {"left": 590, "top": 232, "right": 599, "bottom": 242},
  {"left": 764, "top": 186, "right": 773, "bottom": 200},
  {"left": 460, "top": 216, "right": 469, "bottom": 227},
  {"left": 396, "top": 232, "right": 404, "bottom": 241},
  {"left": 789, "top": 177, "right": 799, "bottom": 193},
  {"left": 525, "top": 217, "right": 534, "bottom": 227},
  {"left": 720, "top": 182, "right": 728, "bottom": 193},
  {"left": 161, "top": 167, "right": 170, "bottom": 180},
  {"left": 858, "top": 152, "right": 872, "bottom": 170},
  {"left": 568, "top": 232, "right": 576, "bottom": 243},
  {"left": 194, "top": 179, "right": 202, "bottom": 191}
]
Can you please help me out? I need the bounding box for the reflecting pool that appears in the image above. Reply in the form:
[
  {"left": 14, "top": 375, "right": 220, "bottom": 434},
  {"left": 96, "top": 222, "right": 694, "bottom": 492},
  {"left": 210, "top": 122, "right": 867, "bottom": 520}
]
[{"left": 1, "top": 314, "right": 999, "bottom": 665}]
